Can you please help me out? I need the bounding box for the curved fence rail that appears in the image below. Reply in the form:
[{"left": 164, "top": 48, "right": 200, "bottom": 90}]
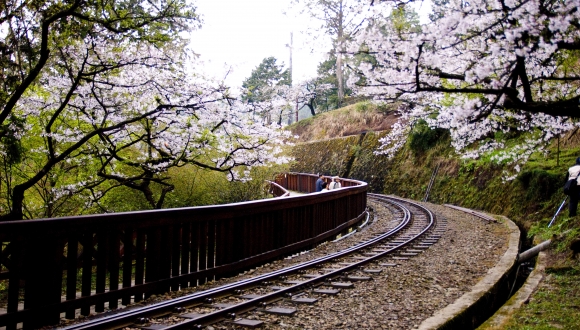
[
  {"left": 0, "top": 173, "right": 366, "bottom": 329},
  {"left": 267, "top": 180, "right": 290, "bottom": 197}
]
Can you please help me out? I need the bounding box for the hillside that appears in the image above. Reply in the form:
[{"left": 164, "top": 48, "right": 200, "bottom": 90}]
[
  {"left": 288, "top": 101, "right": 580, "bottom": 329},
  {"left": 288, "top": 101, "right": 399, "bottom": 142}
]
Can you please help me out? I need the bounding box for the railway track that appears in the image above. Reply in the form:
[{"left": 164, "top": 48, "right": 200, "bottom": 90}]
[{"left": 62, "top": 195, "right": 446, "bottom": 330}]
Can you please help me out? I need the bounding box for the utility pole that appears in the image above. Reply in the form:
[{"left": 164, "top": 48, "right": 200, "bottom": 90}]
[
  {"left": 286, "top": 32, "right": 299, "bottom": 123},
  {"left": 287, "top": 32, "right": 293, "bottom": 85}
]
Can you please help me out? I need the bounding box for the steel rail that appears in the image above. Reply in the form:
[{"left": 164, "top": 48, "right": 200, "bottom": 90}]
[{"left": 63, "top": 195, "right": 437, "bottom": 330}]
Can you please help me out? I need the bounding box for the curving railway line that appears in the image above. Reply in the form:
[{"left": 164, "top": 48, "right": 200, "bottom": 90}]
[{"left": 62, "top": 194, "right": 447, "bottom": 330}]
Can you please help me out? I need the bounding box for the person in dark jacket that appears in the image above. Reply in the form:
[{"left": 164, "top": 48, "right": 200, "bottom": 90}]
[
  {"left": 567, "top": 157, "right": 580, "bottom": 216},
  {"left": 315, "top": 174, "right": 325, "bottom": 192}
]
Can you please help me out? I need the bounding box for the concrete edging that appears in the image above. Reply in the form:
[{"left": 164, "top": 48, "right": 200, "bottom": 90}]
[
  {"left": 417, "top": 215, "right": 521, "bottom": 330},
  {"left": 476, "top": 251, "right": 547, "bottom": 329}
]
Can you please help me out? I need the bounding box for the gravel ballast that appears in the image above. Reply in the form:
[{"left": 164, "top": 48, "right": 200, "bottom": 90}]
[
  {"left": 57, "top": 198, "right": 512, "bottom": 330},
  {"left": 187, "top": 199, "right": 511, "bottom": 330}
]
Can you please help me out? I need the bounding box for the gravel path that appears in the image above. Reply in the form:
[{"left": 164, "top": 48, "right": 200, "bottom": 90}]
[{"left": 59, "top": 198, "right": 511, "bottom": 330}]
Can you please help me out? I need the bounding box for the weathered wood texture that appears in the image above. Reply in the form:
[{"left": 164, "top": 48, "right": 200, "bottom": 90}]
[{"left": 0, "top": 173, "right": 366, "bottom": 329}]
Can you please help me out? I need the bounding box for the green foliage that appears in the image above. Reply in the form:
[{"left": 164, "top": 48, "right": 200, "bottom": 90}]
[
  {"left": 354, "top": 101, "right": 372, "bottom": 112},
  {"left": 310, "top": 54, "right": 352, "bottom": 113},
  {"left": 389, "top": 4, "right": 422, "bottom": 37},
  {"left": 517, "top": 169, "right": 562, "bottom": 202},
  {"left": 503, "top": 264, "right": 580, "bottom": 330},
  {"left": 408, "top": 120, "right": 449, "bottom": 155},
  {"left": 94, "top": 163, "right": 290, "bottom": 213},
  {"left": 0, "top": 116, "right": 25, "bottom": 165},
  {"left": 241, "top": 57, "right": 290, "bottom": 104}
]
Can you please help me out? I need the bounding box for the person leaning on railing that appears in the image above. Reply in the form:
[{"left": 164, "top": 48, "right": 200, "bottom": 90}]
[
  {"left": 315, "top": 173, "right": 325, "bottom": 192},
  {"left": 329, "top": 176, "right": 342, "bottom": 190}
]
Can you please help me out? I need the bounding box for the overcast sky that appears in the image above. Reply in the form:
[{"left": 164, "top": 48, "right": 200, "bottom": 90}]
[
  {"left": 188, "top": 1, "right": 319, "bottom": 88},
  {"left": 188, "top": 0, "right": 431, "bottom": 89}
]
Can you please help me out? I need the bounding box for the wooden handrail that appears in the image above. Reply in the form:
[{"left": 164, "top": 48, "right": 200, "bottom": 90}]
[
  {"left": 266, "top": 180, "right": 290, "bottom": 197},
  {"left": 0, "top": 173, "right": 367, "bottom": 329}
]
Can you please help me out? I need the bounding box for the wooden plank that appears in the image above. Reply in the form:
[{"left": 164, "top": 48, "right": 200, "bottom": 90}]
[
  {"left": 145, "top": 228, "right": 161, "bottom": 297},
  {"left": 206, "top": 221, "right": 215, "bottom": 271},
  {"left": 122, "top": 229, "right": 134, "bottom": 305},
  {"left": 198, "top": 221, "right": 208, "bottom": 285},
  {"left": 81, "top": 233, "right": 93, "bottom": 316},
  {"left": 159, "top": 226, "right": 171, "bottom": 293},
  {"left": 95, "top": 231, "right": 108, "bottom": 313},
  {"left": 180, "top": 222, "right": 190, "bottom": 288},
  {"left": 171, "top": 225, "right": 180, "bottom": 291},
  {"left": 65, "top": 236, "right": 78, "bottom": 319},
  {"left": 134, "top": 230, "right": 145, "bottom": 302},
  {"left": 189, "top": 220, "right": 199, "bottom": 287},
  {"left": 108, "top": 230, "right": 120, "bottom": 309},
  {"left": 23, "top": 237, "right": 64, "bottom": 329},
  {"left": 7, "top": 241, "right": 21, "bottom": 330}
]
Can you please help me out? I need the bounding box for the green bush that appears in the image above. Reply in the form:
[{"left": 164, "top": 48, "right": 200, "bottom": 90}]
[
  {"left": 408, "top": 120, "right": 449, "bottom": 155},
  {"left": 517, "top": 169, "right": 562, "bottom": 202}
]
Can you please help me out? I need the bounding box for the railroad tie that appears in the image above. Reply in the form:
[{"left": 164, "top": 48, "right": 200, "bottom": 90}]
[
  {"left": 290, "top": 297, "right": 318, "bottom": 304},
  {"left": 210, "top": 303, "right": 236, "bottom": 309},
  {"left": 350, "top": 256, "right": 367, "bottom": 260},
  {"left": 264, "top": 307, "right": 297, "bottom": 316},
  {"left": 322, "top": 268, "right": 340, "bottom": 272},
  {"left": 346, "top": 275, "right": 372, "bottom": 281},
  {"left": 177, "top": 312, "right": 204, "bottom": 319},
  {"left": 363, "top": 268, "right": 383, "bottom": 274},
  {"left": 271, "top": 285, "right": 290, "bottom": 290},
  {"left": 232, "top": 318, "right": 264, "bottom": 328},
  {"left": 139, "top": 324, "right": 169, "bottom": 330},
  {"left": 330, "top": 281, "right": 354, "bottom": 288},
  {"left": 313, "top": 288, "right": 341, "bottom": 295}
]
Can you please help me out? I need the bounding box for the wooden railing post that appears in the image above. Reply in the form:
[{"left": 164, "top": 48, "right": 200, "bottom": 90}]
[{"left": 22, "top": 236, "right": 64, "bottom": 329}]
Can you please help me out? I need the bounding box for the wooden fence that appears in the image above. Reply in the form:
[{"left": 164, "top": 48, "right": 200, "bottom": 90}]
[{"left": 0, "top": 173, "right": 367, "bottom": 329}]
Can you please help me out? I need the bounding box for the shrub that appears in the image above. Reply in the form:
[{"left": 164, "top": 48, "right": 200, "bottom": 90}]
[
  {"left": 408, "top": 120, "right": 449, "bottom": 155},
  {"left": 517, "top": 169, "right": 562, "bottom": 202}
]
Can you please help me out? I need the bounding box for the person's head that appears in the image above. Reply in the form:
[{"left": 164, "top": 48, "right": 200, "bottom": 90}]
[
  {"left": 576, "top": 157, "right": 580, "bottom": 165},
  {"left": 318, "top": 173, "right": 323, "bottom": 178},
  {"left": 333, "top": 176, "right": 339, "bottom": 182}
]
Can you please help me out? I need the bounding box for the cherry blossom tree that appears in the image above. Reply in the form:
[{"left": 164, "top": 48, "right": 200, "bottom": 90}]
[
  {"left": 0, "top": 39, "right": 291, "bottom": 220},
  {"left": 0, "top": 0, "right": 198, "bottom": 145},
  {"left": 0, "top": 2, "right": 292, "bottom": 220},
  {"left": 352, "top": 0, "right": 580, "bottom": 174}
]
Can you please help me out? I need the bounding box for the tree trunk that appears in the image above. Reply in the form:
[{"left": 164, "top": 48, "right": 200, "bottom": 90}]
[
  {"left": 336, "top": 0, "right": 345, "bottom": 107},
  {"left": 307, "top": 103, "right": 316, "bottom": 116},
  {"left": 337, "top": 51, "right": 344, "bottom": 106}
]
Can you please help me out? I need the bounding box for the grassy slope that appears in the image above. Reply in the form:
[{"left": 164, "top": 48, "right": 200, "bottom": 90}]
[{"left": 288, "top": 103, "right": 580, "bottom": 329}]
